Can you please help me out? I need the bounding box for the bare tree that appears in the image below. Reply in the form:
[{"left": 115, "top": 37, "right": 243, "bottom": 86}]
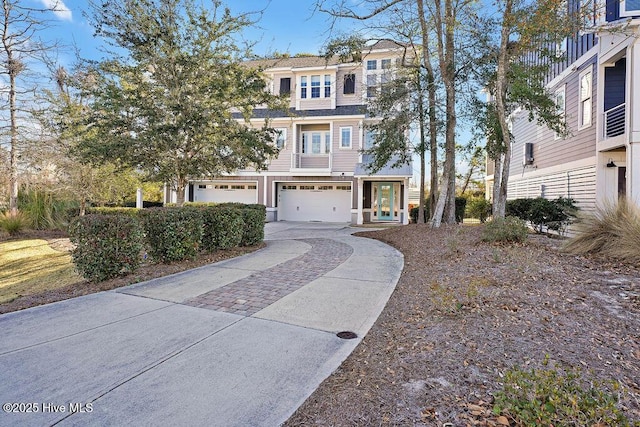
[{"left": 0, "top": 0, "right": 57, "bottom": 215}]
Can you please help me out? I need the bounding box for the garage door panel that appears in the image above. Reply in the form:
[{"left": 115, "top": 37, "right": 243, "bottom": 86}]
[
  {"left": 278, "top": 184, "right": 351, "bottom": 222},
  {"left": 194, "top": 183, "right": 257, "bottom": 204}
]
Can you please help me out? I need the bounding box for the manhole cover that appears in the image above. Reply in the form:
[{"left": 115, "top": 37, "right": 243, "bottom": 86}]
[{"left": 336, "top": 331, "right": 358, "bottom": 339}]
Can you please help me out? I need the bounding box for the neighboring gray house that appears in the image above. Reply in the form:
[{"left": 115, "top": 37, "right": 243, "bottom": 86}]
[
  {"left": 167, "top": 40, "right": 412, "bottom": 224},
  {"left": 486, "top": 0, "right": 640, "bottom": 211}
]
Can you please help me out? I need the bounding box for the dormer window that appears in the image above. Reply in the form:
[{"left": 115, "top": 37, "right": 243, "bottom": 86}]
[
  {"left": 367, "top": 60, "right": 377, "bottom": 70},
  {"left": 299, "top": 74, "right": 332, "bottom": 99}
]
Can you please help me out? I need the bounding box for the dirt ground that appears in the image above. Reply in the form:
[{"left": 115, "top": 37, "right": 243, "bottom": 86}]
[{"left": 284, "top": 224, "right": 640, "bottom": 426}]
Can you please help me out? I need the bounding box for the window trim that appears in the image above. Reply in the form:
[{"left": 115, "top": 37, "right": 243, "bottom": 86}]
[
  {"left": 367, "top": 60, "right": 377, "bottom": 70},
  {"left": 554, "top": 85, "right": 566, "bottom": 140},
  {"left": 300, "top": 76, "right": 307, "bottom": 99},
  {"left": 301, "top": 131, "right": 331, "bottom": 155},
  {"left": 340, "top": 126, "right": 352, "bottom": 149},
  {"left": 620, "top": 0, "right": 640, "bottom": 17},
  {"left": 578, "top": 66, "right": 593, "bottom": 130},
  {"left": 311, "top": 75, "right": 321, "bottom": 98}
]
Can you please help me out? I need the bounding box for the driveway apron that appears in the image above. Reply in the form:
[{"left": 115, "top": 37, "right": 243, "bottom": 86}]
[{"left": 0, "top": 222, "right": 403, "bottom": 427}]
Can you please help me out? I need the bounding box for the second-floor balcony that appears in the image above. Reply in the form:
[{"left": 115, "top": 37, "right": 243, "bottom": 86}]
[
  {"left": 291, "top": 153, "right": 332, "bottom": 173},
  {"left": 604, "top": 103, "right": 625, "bottom": 138}
]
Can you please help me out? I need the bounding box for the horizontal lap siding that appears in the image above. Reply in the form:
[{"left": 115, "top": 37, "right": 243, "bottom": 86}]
[
  {"left": 336, "top": 67, "right": 363, "bottom": 106},
  {"left": 508, "top": 164, "right": 596, "bottom": 211},
  {"left": 510, "top": 56, "right": 597, "bottom": 176},
  {"left": 332, "top": 119, "right": 361, "bottom": 172}
]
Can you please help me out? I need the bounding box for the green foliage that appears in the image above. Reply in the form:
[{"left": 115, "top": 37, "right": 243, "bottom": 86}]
[
  {"left": 18, "top": 188, "right": 77, "bottom": 230},
  {"left": 69, "top": 214, "right": 143, "bottom": 282},
  {"left": 506, "top": 197, "right": 578, "bottom": 234},
  {"left": 410, "top": 203, "right": 431, "bottom": 224},
  {"left": 0, "top": 212, "right": 30, "bottom": 235},
  {"left": 79, "top": 0, "right": 288, "bottom": 205},
  {"left": 455, "top": 197, "right": 467, "bottom": 223},
  {"left": 494, "top": 364, "right": 631, "bottom": 426},
  {"left": 87, "top": 207, "right": 140, "bottom": 216},
  {"left": 564, "top": 199, "right": 640, "bottom": 264},
  {"left": 200, "top": 206, "right": 244, "bottom": 251},
  {"left": 140, "top": 208, "right": 203, "bottom": 263},
  {"left": 239, "top": 204, "right": 266, "bottom": 246},
  {"left": 481, "top": 216, "right": 528, "bottom": 243},
  {"left": 466, "top": 197, "right": 492, "bottom": 223}
]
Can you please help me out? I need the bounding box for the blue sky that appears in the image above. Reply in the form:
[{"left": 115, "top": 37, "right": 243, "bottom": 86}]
[{"left": 33, "top": 0, "right": 347, "bottom": 64}]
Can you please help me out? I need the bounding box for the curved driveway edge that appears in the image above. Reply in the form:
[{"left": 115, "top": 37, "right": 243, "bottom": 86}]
[{"left": 0, "top": 222, "right": 403, "bottom": 427}]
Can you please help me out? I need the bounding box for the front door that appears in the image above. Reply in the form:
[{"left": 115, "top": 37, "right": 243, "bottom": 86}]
[{"left": 377, "top": 183, "right": 394, "bottom": 221}]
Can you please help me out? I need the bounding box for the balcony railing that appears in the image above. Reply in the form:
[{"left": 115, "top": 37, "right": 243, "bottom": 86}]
[
  {"left": 604, "top": 103, "right": 625, "bottom": 139},
  {"left": 291, "top": 153, "right": 332, "bottom": 170}
]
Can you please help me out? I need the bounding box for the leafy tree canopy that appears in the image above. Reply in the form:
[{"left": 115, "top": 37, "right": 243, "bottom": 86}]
[{"left": 77, "top": 0, "right": 287, "bottom": 205}]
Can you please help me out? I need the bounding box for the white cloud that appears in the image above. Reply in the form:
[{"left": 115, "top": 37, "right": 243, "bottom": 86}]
[{"left": 40, "top": 0, "right": 72, "bottom": 21}]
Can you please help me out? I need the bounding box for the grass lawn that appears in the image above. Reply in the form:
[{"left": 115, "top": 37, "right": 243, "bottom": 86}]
[{"left": 0, "top": 239, "right": 82, "bottom": 304}]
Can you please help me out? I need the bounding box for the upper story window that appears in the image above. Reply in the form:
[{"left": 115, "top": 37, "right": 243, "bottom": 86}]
[
  {"left": 279, "top": 78, "right": 291, "bottom": 95},
  {"left": 300, "top": 76, "right": 307, "bottom": 98},
  {"left": 364, "top": 130, "right": 377, "bottom": 150},
  {"left": 300, "top": 74, "right": 332, "bottom": 99},
  {"left": 579, "top": 67, "right": 592, "bottom": 129},
  {"left": 367, "top": 74, "right": 378, "bottom": 98},
  {"left": 340, "top": 127, "right": 352, "bottom": 149},
  {"left": 381, "top": 59, "right": 392, "bottom": 69},
  {"left": 554, "top": 86, "right": 566, "bottom": 140},
  {"left": 621, "top": 0, "right": 640, "bottom": 17},
  {"left": 344, "top": 74, "right": 355, "bottom": 95},
  {"left": 302, "top": 131, "right": 331, "bottom": 154},
  {"left": 367, "top": 60, "right": 377, "bottom": 70},
  {"left": 275, "top": 128, "right": 287, "bottom": 149}
]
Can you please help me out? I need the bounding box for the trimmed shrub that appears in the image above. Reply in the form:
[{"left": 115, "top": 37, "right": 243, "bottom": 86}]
[
  {"left": 506, "top": 197, "right": 578, "bottom": 234},
  {"left": 494, "top": 364, "right": 630, "bottom": 426},
  {"left": 410, "top": 203, "right": 430, "bottom": 223},
  {"left": 466, "top": 198, "right": 492, "bottom": 223},
  {"left": 455, "top": 197, "right": 467, "bottom": 223},
  {"left": 506, "top": 198, "right": 534, "bottom": 220},
  {"left": 0, "top": 211, "right": 30, "bottom": 235},
  {"left": 481, "top": 216, "right": 528, "bottom": 243},
  {"left": 87, "top": 207, "right": 140, "bottom": 216},
  {"left": 140, "top": 208, "right": 203, "bottom": 263},
  {"left": 240, "top": 205, "right": 266, "bottom": 246},
  {"left": 69, "top": 214, "right": 143, "bottom": 282},
  {"left": 201, "top": 206, "right": 244, "bottom": 251}
]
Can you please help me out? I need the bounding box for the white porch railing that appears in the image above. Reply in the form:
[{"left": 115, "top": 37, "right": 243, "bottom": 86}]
[{"left": 604, "top": 103, "right": 625, "bottom": 139}]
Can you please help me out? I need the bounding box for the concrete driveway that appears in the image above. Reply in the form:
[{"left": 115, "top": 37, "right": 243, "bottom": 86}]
[{"left": 0, "top": 222, "right": 403, "bottom": 426}]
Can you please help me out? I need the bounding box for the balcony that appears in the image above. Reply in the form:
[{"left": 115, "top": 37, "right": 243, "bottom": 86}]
[
  {"left": 604, "top": 103, "right": 625, "bottom": 139},
  {"left": 290, "top": 153, "right": 332, "bottom": 174}
]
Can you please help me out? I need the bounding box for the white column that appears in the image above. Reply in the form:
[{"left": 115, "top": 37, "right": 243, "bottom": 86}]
[
  {"left": 357, "top": 178, "right": 364, "bottom": 225},
  {"left": 136, "top": 188, "right": 143, "bottom": 209},
  {"left": 403, "top": 178, "right": 410, "bottom": 224}
]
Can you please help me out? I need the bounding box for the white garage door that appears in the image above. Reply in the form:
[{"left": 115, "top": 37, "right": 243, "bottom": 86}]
[
  {"left": 194, "top": 182, "right": 257, "bottom": 204},
  {"left": 278, "top": 183, "right": 351, "bottom": 222}
]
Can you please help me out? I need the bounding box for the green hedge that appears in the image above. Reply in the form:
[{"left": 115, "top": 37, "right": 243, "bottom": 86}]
[
  {"left": 506, "top": 197, "right": 578, "bottom": 234},
  {"left": 69, "top": 214, "right": 144, "bottom": 282},
  {"left": 140, "top": 208, "right": 203, "bottom": 263},
  {"left": 217, "top": 203, "right": 266, "bottom": 246},
  {"left": 87, "top": 207, "right": 140, "bottom": 216},
  {"left": 201, "top": 206, "right": 244, "bottom": 250}
]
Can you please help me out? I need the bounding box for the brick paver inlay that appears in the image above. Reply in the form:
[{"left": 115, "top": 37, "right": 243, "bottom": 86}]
[{"left": 183, "top": 238, "right": 353, "bottom": 316}]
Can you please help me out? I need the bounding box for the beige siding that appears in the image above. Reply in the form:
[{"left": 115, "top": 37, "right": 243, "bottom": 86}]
[
  {"left": 271, "top": 71, "right": 295, "bottom": 108},
  {"left": 299, "top": 98, "right": 332, "bottom": 110},
  {"left": 331, "top": 120, "right": 361, "bottom": 172},
  {"left": 509, "top": 57, "right": 597, "bottom": 177},
  {"left": 336, "top": 67, "right": 364, "bottom": 106}
]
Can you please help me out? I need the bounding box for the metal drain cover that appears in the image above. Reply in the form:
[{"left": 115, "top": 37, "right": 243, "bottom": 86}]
[{"left": 336, "top": 331, "right": 358, "bottom": 339}]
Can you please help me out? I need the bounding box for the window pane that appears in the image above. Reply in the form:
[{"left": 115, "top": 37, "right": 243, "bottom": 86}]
[
  {"left": 580, "top": 73, "right": 591, "bottom": 101},
  {"left": 341, "top": 127, "right": 351, "bottom": 148},
  {"left": 582, "top": 99, "right": 592, "bottom": 126},
  {"left": 275, "top": 129, "right": 286, "bottom": 149},
  {"left": 626, "top": 0, "right": 640, "bottom": 10},
  {"left": 301, "top": 76, "right": 307, "bottom": 99},
  {"left": 312, "top": 133, "right": 321, "bottom": 154},
  {"left": 367, "top": 60, "right": 377, "bottom": 70},
  {"left": 381, "top": 59, "right": 391, "bottom": 69},
  {"left": 325, "top": 132, "right": 330, "bottom": 153},
  {"left": 311, "top": 75, "right": 320, "bottom": 98},
  {"left": 343, "top": 74, "right": 355, "bottom": 94},
  {"left": 324, "top": 75, "right": 331, "bottom": 97}
]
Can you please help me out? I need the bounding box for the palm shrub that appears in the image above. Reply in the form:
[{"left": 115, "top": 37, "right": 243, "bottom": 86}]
[
  {"left": 19, "top": 188, "right": 77, "bottom": 230},
  {"left": 564, "top": 199, "right": 640, "bottom": 264},
  {"left": 69, "top": 214, "right": 144, "bottom": 282},
  {"left": 466, "top": 197, "right": 492, "bottom": 223}
]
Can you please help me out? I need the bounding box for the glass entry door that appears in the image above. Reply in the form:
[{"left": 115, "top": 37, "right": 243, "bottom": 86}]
[{"left": 377, "top": 183, "right": 393, "bottom": 221}]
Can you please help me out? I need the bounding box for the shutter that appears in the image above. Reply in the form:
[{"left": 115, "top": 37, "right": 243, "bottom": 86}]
[
  {"left": 344, "top": 74, "right": 355, "bottom": 94},
  {"left": 279, "top": 78, "right": 291, "bottom": 95}
]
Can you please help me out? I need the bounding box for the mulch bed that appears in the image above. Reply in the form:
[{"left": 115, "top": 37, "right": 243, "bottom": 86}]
[{"left": 284, "top": 224, "right": 640, "bottom": 426}]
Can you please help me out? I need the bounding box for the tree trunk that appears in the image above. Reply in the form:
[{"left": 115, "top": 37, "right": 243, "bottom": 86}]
[
  {"left": 492, "top": 0, "right": 513, "bottom": 219},
  {"left": 175, "top": 176, "right": 188, "bottom": 207},
  {"left": 431, "top": 168, "right": 448, "bottom": 228},
  {"left": 417, "top": 0, "right": 439, "bottom": 217},
  {"left": 417, "top": 83, "right": 426, "bottom": 224}
]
